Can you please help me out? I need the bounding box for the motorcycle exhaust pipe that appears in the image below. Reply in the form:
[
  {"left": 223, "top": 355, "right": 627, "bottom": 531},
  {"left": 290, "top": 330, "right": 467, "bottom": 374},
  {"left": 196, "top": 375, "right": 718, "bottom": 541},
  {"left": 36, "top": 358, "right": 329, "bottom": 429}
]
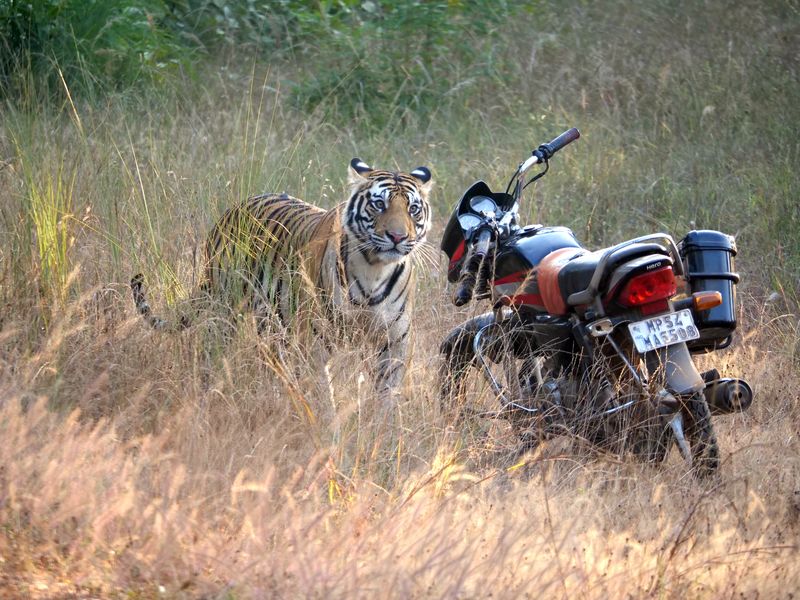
[{"left": 702, "top": 377, "right": 753, "bottom": 415}]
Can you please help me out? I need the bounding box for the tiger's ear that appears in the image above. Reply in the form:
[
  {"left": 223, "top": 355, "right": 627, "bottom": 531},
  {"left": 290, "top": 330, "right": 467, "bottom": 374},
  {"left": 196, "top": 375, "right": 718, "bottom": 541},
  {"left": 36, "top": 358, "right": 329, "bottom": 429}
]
[
  {"left": 410, "top": 166, "right": 433, "bottom": 194},
  {"left": 349, "top": 158, "right": 373, "bottom": 184}
]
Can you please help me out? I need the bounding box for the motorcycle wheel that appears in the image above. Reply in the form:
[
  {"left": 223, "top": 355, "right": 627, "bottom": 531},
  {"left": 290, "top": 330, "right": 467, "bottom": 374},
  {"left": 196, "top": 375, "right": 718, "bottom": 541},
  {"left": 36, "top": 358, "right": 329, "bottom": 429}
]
[
  {"left": 577, "top": 335, "right": 674, "bottom": 464},
  {"left": 438, "top": 351, "right": 471, "bottom": 415},
  {"left": 439, "top": 325, "right": 556, "bottom": 450},
  {"left": 684, "top": 391, "right": 720, "bottom": 477},
  {"left": 500, "top": 352, "right": 562, "bottom": 451},
  {"left": 628, "top": 409, "right": 674, "bottom": 464}
]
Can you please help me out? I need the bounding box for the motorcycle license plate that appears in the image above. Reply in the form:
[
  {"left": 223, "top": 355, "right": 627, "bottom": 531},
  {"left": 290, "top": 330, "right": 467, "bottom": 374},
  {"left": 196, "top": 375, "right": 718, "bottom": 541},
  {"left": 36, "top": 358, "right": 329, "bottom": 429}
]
[{"left": 627, "top": 309, "right": 700, "bottom": 353}]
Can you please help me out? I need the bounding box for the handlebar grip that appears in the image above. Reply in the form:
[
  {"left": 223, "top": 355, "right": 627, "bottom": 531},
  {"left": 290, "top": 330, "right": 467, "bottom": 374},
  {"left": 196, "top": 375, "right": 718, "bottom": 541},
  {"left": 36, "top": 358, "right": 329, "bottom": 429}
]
[
  {"left": 452, "top": 228, "right": 492, "bottom": 306},
  {"left": 534, "top": 127, "right": 581, "bottom": 161},
  {"left": 471, "top": 228, "right": 492, "bottom": 260},
  {"left": 547, "top": 127, "right": 581, "bottom": 153}
]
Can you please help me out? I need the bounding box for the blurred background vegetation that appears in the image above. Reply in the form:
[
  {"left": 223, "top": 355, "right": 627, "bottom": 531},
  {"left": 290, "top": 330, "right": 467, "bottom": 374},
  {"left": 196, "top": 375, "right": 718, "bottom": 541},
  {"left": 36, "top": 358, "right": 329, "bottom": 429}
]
[
  {"left": 0, "top": 0, "right": 798, "bottom": 314},
  {"left": 1, "top": 0, "right": 515, "bottom": 122}
]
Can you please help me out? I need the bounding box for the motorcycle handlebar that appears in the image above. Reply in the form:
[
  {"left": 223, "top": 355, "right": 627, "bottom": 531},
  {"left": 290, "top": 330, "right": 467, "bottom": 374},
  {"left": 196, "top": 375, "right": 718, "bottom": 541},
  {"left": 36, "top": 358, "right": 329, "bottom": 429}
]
[
  {"left": 516, "top": 127, "right": 580, "bottom": 182},
  {"left": 533, "top": 127, "right": 580, "bottom": 162},
  {"left": 452, "top": 228, "right": 493, "bottom": 306},
  {"left": 451, "top": 127, "right": 580, "bottom": 306}
]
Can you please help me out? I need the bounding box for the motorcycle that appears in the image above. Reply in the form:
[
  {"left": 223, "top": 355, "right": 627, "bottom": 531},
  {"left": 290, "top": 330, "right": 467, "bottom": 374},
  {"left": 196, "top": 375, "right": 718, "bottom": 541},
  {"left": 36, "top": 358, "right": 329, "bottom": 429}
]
[{"left": 439, "top": 128, "right": 752, "bottom": 476}]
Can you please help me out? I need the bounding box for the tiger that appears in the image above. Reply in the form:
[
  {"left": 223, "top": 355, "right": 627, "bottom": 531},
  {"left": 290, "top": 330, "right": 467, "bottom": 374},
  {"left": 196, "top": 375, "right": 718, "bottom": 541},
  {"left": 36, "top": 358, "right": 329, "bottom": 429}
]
[{"left": 131, "top": 158, "right": 433, "bottom": 397}]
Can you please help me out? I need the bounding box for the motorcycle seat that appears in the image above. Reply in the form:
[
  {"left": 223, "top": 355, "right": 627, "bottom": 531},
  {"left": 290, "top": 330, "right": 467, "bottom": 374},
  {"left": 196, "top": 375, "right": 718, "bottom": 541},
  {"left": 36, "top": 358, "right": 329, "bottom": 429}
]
[{"left": 538, "top": 242, "right": 670, "bottom": 314}]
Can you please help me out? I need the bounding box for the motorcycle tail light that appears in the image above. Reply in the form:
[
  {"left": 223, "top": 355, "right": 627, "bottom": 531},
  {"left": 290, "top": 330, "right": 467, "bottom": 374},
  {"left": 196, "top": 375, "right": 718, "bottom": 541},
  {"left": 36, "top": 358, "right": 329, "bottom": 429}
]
[{"left": 617, "top": 266, "right": 677, "bottom": 307}]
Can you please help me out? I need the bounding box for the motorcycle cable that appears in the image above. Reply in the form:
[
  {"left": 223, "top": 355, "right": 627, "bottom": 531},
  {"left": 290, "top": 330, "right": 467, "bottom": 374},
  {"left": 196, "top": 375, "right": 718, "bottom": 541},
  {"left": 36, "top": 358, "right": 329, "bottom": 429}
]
[
  {"left": 522, "top": 158, "right": 549, "bottom": 191},
  {"left": 505, "top": 165, "right": 522, "bottom": 196}
]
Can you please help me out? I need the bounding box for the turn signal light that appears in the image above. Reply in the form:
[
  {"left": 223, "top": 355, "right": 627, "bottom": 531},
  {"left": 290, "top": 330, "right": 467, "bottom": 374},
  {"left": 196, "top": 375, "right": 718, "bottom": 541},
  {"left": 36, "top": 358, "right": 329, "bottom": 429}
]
[
  {"left": 693, "top": 291, "right": 723, "bottom": 311},
  {"left": 617, "top": 266, "right": 677, "bottom": 307}
]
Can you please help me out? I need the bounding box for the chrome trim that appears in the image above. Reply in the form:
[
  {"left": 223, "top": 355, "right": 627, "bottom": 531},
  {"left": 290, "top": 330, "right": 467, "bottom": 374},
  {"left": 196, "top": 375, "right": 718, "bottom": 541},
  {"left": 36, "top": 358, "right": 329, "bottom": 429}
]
[
  {"left": 587, "top": 317, "right": 615, "bottom": 337},
  {"left": 605, "top": 333, "right": 648, "bottom": 387},
  {"left": 601, "top": 399, "right": 636, "bottom": 416}
]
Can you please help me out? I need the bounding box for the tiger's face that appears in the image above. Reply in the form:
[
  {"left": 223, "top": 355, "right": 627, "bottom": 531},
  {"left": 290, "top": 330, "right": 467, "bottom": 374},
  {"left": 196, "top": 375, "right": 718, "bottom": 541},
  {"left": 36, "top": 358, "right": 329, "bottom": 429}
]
[{"left": 344, "top": 158, "right": 433, "bottom": 263}]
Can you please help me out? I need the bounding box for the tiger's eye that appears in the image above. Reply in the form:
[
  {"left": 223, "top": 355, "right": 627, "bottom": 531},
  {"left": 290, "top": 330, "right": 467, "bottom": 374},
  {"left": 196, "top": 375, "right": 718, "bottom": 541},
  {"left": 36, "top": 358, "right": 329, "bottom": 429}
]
[{"left": 372, "top": 199, "right": 386, "bottom": 211}]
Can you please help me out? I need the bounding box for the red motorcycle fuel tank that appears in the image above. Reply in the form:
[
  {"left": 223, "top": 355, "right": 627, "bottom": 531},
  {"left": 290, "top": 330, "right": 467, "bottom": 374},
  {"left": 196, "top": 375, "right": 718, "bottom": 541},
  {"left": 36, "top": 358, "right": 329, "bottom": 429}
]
[{"left": 492, "top": 226, "right": 583, "bottom": 311}]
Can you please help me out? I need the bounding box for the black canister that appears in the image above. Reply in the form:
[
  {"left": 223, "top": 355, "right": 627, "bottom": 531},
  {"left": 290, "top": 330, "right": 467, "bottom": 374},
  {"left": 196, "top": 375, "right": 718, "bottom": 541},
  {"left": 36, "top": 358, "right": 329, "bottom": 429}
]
[{"left": 678, "top": 230, "right": 740, "bottom": 351}]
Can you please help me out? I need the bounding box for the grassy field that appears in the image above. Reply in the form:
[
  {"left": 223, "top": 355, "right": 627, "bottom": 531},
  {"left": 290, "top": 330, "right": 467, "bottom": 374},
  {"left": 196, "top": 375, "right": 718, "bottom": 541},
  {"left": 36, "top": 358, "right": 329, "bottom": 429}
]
[{"left": 1, "top": 1, "right": 799, "bottom": 597}]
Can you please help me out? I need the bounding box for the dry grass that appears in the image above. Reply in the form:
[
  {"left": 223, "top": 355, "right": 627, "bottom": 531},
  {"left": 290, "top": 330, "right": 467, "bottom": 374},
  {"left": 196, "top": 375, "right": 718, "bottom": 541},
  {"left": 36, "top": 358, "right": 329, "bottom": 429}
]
[
  {"left": 0, "top": 266, "right": 798, "bottom": 598},
  {"left": 1, "top": 2, "right": 799, "bottom": 596}
]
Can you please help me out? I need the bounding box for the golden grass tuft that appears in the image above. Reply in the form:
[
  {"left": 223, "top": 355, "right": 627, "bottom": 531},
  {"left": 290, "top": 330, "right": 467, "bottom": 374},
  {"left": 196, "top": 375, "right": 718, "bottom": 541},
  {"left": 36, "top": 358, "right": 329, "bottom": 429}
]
[
  {"left": 0, "top": 275, "right": 798, "bottom": 597},
  {"left": 1, "top": 2, "right": 798, "bottom": 595}
]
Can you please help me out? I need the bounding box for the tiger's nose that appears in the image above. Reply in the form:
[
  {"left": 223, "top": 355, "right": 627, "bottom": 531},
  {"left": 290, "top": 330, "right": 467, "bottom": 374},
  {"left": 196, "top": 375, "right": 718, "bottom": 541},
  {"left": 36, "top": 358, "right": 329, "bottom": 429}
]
[{"left": 386, "top": 231, "right": 408, "bottom": 244}]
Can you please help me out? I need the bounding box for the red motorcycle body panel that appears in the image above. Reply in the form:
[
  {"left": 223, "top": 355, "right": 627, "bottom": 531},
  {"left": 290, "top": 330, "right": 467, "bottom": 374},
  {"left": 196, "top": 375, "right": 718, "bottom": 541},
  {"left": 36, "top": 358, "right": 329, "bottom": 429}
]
[
  {"left": 490, "top": 226, "right": 583, "bottom": 311},
  {"left": 537, "top": 247, "right": 589, "bottom": 314}
]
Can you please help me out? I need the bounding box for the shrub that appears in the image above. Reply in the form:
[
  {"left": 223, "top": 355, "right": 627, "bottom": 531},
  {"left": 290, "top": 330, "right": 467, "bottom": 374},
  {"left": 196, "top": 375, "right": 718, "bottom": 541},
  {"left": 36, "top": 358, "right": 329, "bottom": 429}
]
[
  {"left": 286, "top": 1, "right": 516, "bottom": 129},
  {"left": 0, "top": 0, "right": 189, "bottom": 98}
]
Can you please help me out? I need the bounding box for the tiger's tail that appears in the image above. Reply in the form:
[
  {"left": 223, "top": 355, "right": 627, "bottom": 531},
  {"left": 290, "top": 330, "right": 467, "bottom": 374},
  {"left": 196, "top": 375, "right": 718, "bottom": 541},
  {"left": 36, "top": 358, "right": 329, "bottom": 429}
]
[{"left": 130, "top": 273, "right": 181, "bottom": 330}]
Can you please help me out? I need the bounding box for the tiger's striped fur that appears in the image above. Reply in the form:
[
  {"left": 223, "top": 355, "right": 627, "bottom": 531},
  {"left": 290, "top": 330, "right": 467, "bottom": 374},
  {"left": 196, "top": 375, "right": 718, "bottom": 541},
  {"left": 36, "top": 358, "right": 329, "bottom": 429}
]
[{"left": 131, "top": 158, "right": 433, "bottom": 395}]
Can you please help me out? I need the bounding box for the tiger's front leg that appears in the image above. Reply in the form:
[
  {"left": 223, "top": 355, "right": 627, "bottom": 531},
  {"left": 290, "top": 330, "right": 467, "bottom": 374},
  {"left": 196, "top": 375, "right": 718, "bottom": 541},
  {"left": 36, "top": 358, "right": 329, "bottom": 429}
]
[{"left": 373, "top": 308, "right": 411, "bottom": 402}]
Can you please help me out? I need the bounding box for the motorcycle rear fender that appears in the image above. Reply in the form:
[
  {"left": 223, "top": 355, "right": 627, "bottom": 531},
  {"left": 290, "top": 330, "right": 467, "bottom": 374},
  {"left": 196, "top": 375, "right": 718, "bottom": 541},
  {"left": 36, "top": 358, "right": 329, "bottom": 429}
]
[{"left": 644, "top": 342, "right": 704, "bottom": 396}]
